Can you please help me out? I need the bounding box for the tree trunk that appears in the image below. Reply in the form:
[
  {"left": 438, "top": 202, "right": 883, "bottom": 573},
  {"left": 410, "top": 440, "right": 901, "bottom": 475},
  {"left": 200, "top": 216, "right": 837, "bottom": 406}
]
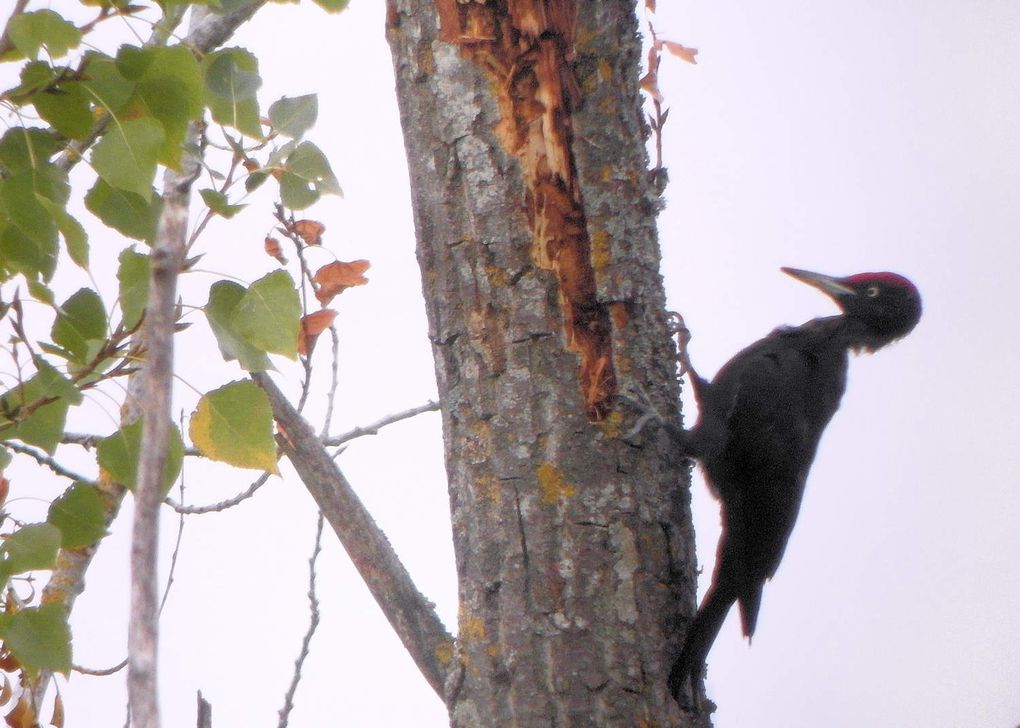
[{"left": 386, "top": 1, "right": 703, "bottom": 725}]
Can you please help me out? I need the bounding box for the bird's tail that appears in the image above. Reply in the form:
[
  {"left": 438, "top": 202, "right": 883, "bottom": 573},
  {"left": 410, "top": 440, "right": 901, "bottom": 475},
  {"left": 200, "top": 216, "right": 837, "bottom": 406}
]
[{"left": 668, "top": 585, "right": 737, "bottom": 701}]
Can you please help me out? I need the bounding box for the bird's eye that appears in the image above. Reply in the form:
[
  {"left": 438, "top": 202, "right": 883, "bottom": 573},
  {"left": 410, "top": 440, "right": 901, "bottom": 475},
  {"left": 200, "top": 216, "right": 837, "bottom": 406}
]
[{"left": 866, "top": 286, "right": 880, "bottom": 298}]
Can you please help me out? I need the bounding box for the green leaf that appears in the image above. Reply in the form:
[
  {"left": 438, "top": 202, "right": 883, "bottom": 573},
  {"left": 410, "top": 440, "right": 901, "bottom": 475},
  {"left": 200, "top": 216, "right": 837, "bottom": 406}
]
[
  {"left": 96, "top": 420, "right": 184, "bottom": 494},
  {"left": 0, "top": 127, "right": 61, "bottom": 173},
  {"left": 0, "top": 447, "right": 10, "bottom": 470},
  {"left": 51, "top": 288, "right": 106, "bottom": 363},
  {"left": 31, "top": 78, "right": 93, "bottom": 140},
  {"left": 268, "top": 94, "right": 317, "bottom": 140},
  {"left": 34, "top": 357, "right": 83, "bottom": 406},
  {"left": 233, "top": 271, "right": 300, "bottom": 359},
  {"left": 204, "top": 48, "right": 260, "bottom": 99},
  {"left": 27, "top": 278, "right": 55, "bottom": 306},
  {"left": 0, "top": 172, "right": 59, "bottom": 252},
  {"left": 0, "top": 524, "right": 61, "bottom": 585},
  {"left": 0, "top": 604, "right": 72, "bottom": 676},
  {"left": 203, "top": 48, "right": 262, "bottom": 138},
  {"left": 47, "top": 483, "right": 107, "bottom": 548},
  {"left": 0, "top": 374, "right": 70, "bottom": 454},
  {"left": 85, "top": 179, "right": 162, "bottom": 242},
  {"left": 312, "top": 0, "right": 350, "bottom": 11},
  {"left": 279, "top": 171, "right": 319, "bottom": 210},
  {"left": 280, "top": 141, "right": 341, "bottom": 209},
  {"left": 203, "top": 280, "right": 273, "bottom": 372},
  {"left": 80, "top": 52, "right": 136, "bottom": 116},
  {"left": 189, "top": 381, "right": 278, "bottom": 472},
  {"left": 38, "top": 196, "right": 89, "bottom": 268},
  {"left": 90, "top": 117, "right": 164, "bottom": 199},
  {"left": 199, "top": 189, "right": 246, "bottom": 219},
  {"left": 127, "top": 46, "right": 204, "bottom": 166},
  {"left": 7, "top": 10, "right": 82, "bottom": 60},
  {"left": 0, "top": 224, "right": 58, "bottom": 281},
  {"left": 117, "top": 248, "right": 150, "bottom": 329}
]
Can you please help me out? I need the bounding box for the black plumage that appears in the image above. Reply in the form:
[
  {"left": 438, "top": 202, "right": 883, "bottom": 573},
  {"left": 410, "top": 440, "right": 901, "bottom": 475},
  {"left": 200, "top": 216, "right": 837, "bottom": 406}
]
[{"left": 662, "top": 267, "right": 922, "bottom": 701}]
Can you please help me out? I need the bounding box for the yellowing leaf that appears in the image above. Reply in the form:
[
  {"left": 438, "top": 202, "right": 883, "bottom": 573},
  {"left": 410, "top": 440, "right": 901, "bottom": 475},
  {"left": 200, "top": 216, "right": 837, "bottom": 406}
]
[{"left": 189, "top": 381, "right": 278, "bottom": 473}]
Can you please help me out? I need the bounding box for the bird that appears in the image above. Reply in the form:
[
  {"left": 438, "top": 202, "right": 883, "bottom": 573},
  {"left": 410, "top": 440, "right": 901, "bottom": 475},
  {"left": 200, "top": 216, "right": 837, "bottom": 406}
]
[{"left": 632, "top": 267, "right": 922, "bottom": 702}]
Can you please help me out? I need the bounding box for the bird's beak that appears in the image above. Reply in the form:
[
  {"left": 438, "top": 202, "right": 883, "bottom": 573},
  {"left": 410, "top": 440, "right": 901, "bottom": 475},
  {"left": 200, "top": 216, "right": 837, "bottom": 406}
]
[{"left": 781, "top": 267, "right": 856, "bottom": 299}]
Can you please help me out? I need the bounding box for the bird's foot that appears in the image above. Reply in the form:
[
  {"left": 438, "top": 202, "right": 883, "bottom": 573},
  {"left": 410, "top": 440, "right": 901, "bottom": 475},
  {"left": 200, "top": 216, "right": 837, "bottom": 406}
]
[
  {"left": 615, "top": 385, "right": 667, "bottom": 443},
  {"left": 666, "top": 311, "right": 694, "bottom": 377},
  {"left": 615, "top": 386, "right": 690, "bottom": 452}
]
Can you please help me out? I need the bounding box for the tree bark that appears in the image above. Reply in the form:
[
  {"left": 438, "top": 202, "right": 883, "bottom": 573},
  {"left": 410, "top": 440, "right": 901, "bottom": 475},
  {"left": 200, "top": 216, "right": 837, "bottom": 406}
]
[{"left": 386, "top": 2, "right": 703, "bottom": 725}]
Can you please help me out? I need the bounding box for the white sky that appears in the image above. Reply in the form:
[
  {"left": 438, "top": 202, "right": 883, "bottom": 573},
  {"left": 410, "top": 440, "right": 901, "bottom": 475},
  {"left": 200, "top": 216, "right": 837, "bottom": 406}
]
[{"left": 4, "top": 2, "right": 1019, "bottom": 727}]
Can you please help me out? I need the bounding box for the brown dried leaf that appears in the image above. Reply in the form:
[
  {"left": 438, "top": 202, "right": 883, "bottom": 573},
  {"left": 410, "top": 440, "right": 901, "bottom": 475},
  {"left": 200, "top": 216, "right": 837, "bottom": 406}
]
[
  {"left": 661, "top": 39, "right": 698, "bottom": 64},
  {"left": 292, "top": 219, "right": 325, "bottom": 246},
  {"left": 313, "top": 260, "right": 370, "bottom": 305},
  {"left": 0, "top": 476, "right": 8, "bottom": 508},
  {"left": 4, "top": 697, "right": 34, "bottom": 728},
  {"left": 0, "top": 651, "right": 18, "bottom": 673},
  {"left": 298, "top": 309, "right": 338, "bottom": 357},
  {"left": 49, "top": 695, "right": 63, "bottom": 728},
  {"left": 264, "top": 237, "right": 287, "bottom": 264}
]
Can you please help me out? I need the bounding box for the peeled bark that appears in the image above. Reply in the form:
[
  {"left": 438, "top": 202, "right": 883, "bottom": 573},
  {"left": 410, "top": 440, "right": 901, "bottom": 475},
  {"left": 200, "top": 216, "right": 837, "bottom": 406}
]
[{"left": 386, "top": 1, "right": 704, "bottom": 725}]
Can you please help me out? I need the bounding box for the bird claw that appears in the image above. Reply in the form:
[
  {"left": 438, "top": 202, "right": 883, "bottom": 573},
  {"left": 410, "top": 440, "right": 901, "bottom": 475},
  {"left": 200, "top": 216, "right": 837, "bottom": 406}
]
[
  {"left": 666, "top": 311, "right": 695, "bottom": 378},
  {"left": 614, "top": 386, "right": 666, "bottom": 443}
]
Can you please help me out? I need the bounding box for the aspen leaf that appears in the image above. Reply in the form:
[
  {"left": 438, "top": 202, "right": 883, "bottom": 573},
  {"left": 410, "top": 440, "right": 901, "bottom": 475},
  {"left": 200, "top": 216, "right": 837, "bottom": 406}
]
[
  {"left": 232, "top": 270, "right": 300, "bottom": 359},
  {"left": 0, "top": 524, "right": 61, "bottom": 586},
  {"left": 313, "top": 260, "right": 369, "bottom": 305},
  {"left": 268, "top": 94, "right": 317, "bottom": 139},
  {"left": 292, "top": 219, "right": 324, "bottom": 246},
  {"left": 96, "top": 420, "right": 184, "bottom": 494},
  {"left": 117, "top": 248, "right": 149, "bottom": 330},
  {"left": 189, "top": 381, "right": 278, "bottom": 473},
  {"left": 47, "top": 483, "right": 107, "bottom": 549},
  {"left": 204, "top": 281, "right": 273, "bottom": 371},
  {"left": 661, "top": 40, "right": 698, "bottom": 64},
  {"left": 298, "top": 309, "right": 337, "bottom": 357},
  {"left": 264, "top": 236, "right": 286, "bottom": 264},
  {"left": 0, "top": 604, "right": 72, "bottom": 676}
]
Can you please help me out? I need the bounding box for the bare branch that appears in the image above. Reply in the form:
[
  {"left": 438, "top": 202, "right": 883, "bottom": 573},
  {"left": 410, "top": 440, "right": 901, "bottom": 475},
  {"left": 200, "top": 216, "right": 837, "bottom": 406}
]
[
  {"left": 322, "top": 400, "right": 440, "bottom": 447},
  {"left": 129, "top": 118, "right": 202, "bottom": 728},
  {"left": 252, "top": 372, "right": 454, "bottom": 697},
  {"left": 31, "top": 3, "right": 272, "bottom": 718},
  {"left": 74, "top": 658, "right": 128, "bottom": 677},
  {"left": 165, "top": 472, "right": 271, "bottom": 514},
  {"left": 277, "top": 513, "right": 324, "bottom": 728},
  {"left": 1, "top": 441, "right": 96, "bottom": 484},
  {"left": 196, "top": 692, "right": 212, "bottom": 728}
]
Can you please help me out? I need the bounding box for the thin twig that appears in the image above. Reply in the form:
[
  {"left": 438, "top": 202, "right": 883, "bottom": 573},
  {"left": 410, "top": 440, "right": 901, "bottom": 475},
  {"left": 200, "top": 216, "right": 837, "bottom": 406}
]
[
  {"left": 1, "top": 441, "right": 97, "bottom": 484},
  {"left": 322, "top": 400, "right": 440, "bottom": 447},
  {"left": 165, "top": 472, "right": 271, "bottom": 514},
  {"left": 319, "top": 326, "right": 341, "bottom": 439},
  {"left": 74, "top": 658, "right": 128, "bottom": 677},
  {"left": 277, "top": 513, "right": 324, "bottom": 728}
]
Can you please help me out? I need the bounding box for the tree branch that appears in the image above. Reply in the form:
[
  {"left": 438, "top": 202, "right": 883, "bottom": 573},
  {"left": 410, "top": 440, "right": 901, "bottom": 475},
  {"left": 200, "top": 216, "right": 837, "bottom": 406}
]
[
  {"left": 31, "top": 5, "right": 269, "bottom": 719},
  {"left": 322, "top": 400, "right": 440, "bottom": 447},
  {"left": 252, "top": 372, "right": 454, "bottom": 698},
  {"left": 277, "top": 513, "right": 324, "bottom": 728},
  {"left": 129, "top": 116, "right": 202, "bottom": 728}
]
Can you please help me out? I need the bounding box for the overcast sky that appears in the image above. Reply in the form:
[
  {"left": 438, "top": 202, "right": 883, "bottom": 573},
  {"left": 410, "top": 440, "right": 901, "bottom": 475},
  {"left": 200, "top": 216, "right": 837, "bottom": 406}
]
[{"left": 9, "top": 2, "right": 1019, "bottom": 727}]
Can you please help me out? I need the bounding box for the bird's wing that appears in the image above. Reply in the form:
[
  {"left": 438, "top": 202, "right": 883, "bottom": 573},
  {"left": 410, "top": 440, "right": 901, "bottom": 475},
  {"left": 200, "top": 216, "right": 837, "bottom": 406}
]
[{"left": 704, "top": 328, "right": 846, "bottom": 635}]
